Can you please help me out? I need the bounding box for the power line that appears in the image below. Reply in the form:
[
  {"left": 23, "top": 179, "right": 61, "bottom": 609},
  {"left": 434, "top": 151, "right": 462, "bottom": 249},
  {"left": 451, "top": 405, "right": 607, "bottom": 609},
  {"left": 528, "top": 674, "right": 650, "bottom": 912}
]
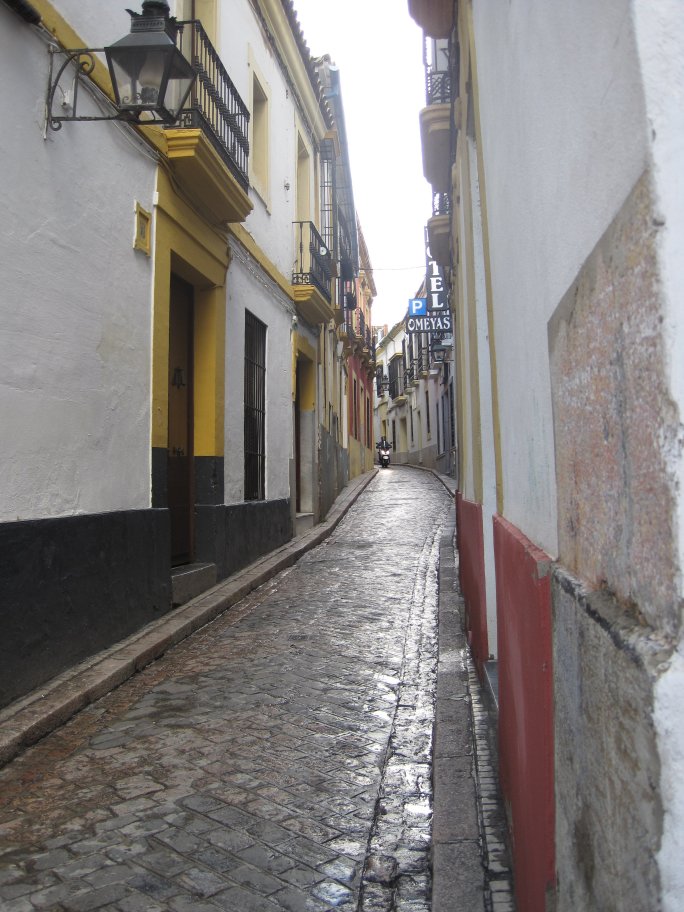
[{"left": 363, "top": 265, "right": 425, "bottom": 272}]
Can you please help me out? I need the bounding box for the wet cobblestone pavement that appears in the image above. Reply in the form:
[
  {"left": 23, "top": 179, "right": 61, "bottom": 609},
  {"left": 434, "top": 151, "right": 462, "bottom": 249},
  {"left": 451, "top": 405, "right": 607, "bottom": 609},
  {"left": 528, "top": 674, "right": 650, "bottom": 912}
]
[{"left": 0, "top": 467, "right": 482, "bottom": 912}]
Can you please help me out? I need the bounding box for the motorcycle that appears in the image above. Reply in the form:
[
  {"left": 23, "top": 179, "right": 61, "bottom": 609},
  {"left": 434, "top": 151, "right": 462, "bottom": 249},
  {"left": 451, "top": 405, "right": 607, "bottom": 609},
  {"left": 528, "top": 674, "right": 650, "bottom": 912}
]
[{"left": 377, "top": 442, "right": 392, "bottom": 468}]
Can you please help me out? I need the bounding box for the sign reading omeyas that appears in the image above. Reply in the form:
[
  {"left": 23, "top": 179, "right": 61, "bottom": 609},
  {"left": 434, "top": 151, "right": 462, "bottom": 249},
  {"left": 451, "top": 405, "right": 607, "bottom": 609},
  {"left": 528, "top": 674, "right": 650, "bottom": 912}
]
[{"left": 406, "top": 298, "right": 452, "bottom": 334}]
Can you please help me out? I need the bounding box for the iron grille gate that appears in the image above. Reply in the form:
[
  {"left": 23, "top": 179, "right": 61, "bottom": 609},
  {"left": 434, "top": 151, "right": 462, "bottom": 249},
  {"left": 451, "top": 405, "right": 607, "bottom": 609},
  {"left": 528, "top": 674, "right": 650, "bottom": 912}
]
[{"left": 244, "top": 311, "right": 266, "bottom": 501}]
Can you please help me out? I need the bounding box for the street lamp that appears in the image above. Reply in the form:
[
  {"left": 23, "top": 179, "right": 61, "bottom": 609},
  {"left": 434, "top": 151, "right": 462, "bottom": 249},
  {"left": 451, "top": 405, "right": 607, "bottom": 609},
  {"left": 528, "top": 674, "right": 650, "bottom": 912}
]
[
  {"left": 431, "top": 341, "right": 450, "bottom": 364},
  {"left": 46, "top": 0, "right": 196, "bottom": 132}
]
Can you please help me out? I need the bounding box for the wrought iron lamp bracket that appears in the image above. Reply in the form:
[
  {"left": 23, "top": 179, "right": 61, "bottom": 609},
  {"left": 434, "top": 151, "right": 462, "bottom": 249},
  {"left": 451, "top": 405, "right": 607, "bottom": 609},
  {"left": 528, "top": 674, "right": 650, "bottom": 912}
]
[{"left": 45, "top": 45, "right": 135, "bottom": 134}]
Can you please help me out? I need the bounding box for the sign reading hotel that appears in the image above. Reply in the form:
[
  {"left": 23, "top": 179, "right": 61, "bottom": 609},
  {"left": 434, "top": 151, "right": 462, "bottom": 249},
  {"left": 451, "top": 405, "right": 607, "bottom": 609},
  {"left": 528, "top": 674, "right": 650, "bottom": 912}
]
[{"left": 406, "top": 231, "right": 451, "bottom": 335}]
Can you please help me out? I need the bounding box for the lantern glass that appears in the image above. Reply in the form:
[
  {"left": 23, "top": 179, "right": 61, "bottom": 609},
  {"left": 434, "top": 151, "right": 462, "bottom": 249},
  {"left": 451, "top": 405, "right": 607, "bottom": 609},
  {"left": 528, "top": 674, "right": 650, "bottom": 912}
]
[{"left": 105, "top": 29, "right": 195, "bottom": 123}]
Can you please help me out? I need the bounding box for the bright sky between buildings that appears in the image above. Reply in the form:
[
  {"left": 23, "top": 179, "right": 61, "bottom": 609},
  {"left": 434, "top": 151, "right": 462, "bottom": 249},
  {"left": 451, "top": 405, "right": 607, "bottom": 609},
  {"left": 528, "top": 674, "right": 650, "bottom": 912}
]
[{"left": 292, "top": 0, "right": 432, "bottom": 330}]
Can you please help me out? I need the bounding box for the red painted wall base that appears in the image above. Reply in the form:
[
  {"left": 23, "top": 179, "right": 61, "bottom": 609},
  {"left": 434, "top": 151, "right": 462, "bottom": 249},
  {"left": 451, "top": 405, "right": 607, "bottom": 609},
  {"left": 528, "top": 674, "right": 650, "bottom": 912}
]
[
  {"left": 456, "top": 492, "right": 489, "bottom": 676},
  {"left": 494, "top": 514, "right": 555, "bottom": 912}
]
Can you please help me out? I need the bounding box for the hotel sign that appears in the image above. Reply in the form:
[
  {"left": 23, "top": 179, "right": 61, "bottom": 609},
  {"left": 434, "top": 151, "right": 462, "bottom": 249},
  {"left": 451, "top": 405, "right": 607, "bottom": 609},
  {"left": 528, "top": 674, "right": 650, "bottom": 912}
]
[{"left": 406, "top": 229, "right": 450, "bottom": 336}]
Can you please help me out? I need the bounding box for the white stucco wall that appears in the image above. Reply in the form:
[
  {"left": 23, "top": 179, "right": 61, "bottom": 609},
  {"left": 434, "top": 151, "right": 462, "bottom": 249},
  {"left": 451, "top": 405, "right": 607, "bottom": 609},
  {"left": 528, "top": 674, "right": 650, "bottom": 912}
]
[
  {"left": 631, "top": 2, "right": 684, "bottom": 906},
  {"left": 218, "top": 0, "right": 319, "bottom": 281},
  {"left": 472, "top": 0, "right": 650, "bottom": 557},
  {"left": 0, "top": 8, "right": 157, "bottom": 522},
  {"left": 224, "top": 241, "right": 294, "bottom": 504}
]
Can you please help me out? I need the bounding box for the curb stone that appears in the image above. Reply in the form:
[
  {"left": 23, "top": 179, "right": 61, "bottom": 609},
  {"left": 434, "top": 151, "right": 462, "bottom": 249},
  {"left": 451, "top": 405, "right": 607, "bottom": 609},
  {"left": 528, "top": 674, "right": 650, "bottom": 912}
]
[{"left": 0, "top": 469, "right": 378, "bottom": 769}]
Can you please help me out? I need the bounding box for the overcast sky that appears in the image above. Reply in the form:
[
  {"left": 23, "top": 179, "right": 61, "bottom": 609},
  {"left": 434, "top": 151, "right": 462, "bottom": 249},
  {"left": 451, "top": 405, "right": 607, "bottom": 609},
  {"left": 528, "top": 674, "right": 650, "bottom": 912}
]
[{"left": 291, "top": 0, "right": 431, "bottom": 329}]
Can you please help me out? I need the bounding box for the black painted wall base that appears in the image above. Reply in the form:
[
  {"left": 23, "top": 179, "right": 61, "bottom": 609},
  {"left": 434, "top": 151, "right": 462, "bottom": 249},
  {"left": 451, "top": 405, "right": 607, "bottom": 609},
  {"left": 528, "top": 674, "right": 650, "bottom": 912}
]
[
  {"left": 0, "top": 509, "right": 171, "bottom": 709},
  {"left": 195, "top": 498, "right": 293, "bottom": 580}
]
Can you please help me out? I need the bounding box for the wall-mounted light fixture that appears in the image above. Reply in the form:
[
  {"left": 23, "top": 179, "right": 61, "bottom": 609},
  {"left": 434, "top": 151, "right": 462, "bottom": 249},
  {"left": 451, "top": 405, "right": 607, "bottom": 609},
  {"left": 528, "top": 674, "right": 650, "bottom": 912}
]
[
  {"left": 431, "top": 341, "right": 450, "bottom": 364},
  {"left": 46, "top": 0, "right": 195, "bottom": 133},
  {"left": 377, "top": 374, "right": 390, "bottom": 396}
]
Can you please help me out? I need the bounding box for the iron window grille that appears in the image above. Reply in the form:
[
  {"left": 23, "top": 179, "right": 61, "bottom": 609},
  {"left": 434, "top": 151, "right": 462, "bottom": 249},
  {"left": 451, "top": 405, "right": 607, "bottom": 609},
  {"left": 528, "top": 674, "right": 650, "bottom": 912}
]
[{"left": 244, "top": 310, "right": 266, "bottom": 501}]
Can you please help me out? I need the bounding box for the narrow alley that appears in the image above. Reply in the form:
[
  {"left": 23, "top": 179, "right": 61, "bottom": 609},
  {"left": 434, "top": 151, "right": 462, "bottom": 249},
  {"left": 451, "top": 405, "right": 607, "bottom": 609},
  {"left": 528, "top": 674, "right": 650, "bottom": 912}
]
[{"left": 0, "top": 468, "right": 511, "bottom": 912}]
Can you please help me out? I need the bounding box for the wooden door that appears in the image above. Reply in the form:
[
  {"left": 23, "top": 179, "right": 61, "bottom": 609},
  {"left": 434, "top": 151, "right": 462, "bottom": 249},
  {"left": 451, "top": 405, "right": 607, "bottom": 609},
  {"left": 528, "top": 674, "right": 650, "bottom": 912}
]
[{"left": 168, "top": 275, "right": 194, "bottom": 565}]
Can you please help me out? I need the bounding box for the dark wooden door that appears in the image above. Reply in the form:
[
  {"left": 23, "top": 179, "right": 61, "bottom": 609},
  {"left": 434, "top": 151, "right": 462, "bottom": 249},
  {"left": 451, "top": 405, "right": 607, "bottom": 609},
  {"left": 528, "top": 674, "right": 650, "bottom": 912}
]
[
  {"left": 168, "top": 275, "right": 194, "bottom": 565},
  {"left": 294, "top": 360, "right": 302, "bottom": 512}
]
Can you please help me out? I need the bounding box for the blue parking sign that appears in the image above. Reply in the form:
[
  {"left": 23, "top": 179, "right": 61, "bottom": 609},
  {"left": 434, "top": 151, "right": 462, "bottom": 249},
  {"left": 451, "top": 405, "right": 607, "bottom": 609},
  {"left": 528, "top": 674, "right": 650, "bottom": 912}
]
[{"left": 409, "top": 298, "right": 427, "bottom": 316}]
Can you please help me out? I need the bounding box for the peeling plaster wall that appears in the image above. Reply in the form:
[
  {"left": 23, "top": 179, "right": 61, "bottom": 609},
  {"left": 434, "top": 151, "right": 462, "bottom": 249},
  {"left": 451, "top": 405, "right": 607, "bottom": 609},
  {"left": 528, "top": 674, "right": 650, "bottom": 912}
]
[
  {"left": 548, "top": 174, "right": 678, "bottom": 637},
  {"left": 0, "top": 7, "right": 157, "bottom": 522},
  {"left": 549, "top": 174, "right": 679, "bottom": 910},
  {"left": 631, "top": 5, "right": 684, "bottom": 907}
]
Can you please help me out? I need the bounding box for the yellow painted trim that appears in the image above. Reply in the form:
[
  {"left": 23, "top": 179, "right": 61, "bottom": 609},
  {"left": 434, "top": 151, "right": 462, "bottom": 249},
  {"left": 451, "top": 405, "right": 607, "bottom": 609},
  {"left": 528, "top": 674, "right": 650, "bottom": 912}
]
[
  {"left": 292, "top": 284, "right": 335, "bottom": 325},
  {"left": 229, "top": 224, "right": 293, "bottom": 299},
  {"left": 258, "top": 0, "right": 329, "bottom": 139},
  {"left": 247, "top": 47, "right": 271, "bottom": 207},
  {"left": 294, "top": 333, "right": 317, "bottom": 411},
  {"left": 465, "top": 1, "right": 504, "bottom": 513},
  {"left": 165, "top": 129, "right": 253, "bottom": 225},
  {"left": 133, "top": 202, "right": 151, "bottom": 255},
  {"left": 461, "top": 104, "right": 483, "bottom": 504},
  {"left": 194, "top": 286, "right": 226, "bottom": 456},
  {"left": 152, "top": 172, "right": 230, "bottom": 452},
  {"left": 156, "top": 170, "right": 228, "bottom": 282}
]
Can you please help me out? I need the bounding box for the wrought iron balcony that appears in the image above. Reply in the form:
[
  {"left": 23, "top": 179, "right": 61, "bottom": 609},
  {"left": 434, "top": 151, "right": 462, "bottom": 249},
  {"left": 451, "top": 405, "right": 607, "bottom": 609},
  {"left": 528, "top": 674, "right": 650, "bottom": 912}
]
[
  {"left": 176, "top": 20, "right": 250, "bottom": 190},
  {"left": 433, "top": 192, "right": 451, "bottom": 216},
  {"left": 428, "top": 192, "right": 451, "bottom": 268},
  {"left": 426, "top": 68, "right": 452, "bottom": 106},
  {"left": 292, "top": 221, "right": 332, "bottom": 301}
]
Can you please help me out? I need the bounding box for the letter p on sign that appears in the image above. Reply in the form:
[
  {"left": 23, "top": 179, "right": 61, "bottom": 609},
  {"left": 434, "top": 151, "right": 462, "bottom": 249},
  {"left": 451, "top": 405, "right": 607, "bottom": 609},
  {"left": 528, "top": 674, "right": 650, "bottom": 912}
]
[{"left": 409, "top": 298, "right": 427, "bottom": 316}]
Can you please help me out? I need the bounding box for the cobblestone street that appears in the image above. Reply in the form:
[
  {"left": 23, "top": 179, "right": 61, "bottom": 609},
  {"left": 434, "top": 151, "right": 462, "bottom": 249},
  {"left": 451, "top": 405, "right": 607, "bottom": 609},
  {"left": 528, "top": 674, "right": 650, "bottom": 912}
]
[{"left": 0, "top": 468, "right": 492, "bottom": 912}]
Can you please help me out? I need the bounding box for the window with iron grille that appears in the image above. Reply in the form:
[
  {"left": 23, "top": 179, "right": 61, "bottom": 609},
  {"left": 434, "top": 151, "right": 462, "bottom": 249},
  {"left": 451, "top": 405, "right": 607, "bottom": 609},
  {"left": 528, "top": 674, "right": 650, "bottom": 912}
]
[
  {"left": 449, "top": 379, "right": 456, "bottom": 447},
  {"left": 320, "top": 141, "right": 335, "bottom": 254},
  {"left": 244, "top": 311, "right": 266, "bottom": 500},
  {"left": 388, "top": 357, "right": 403, "bottom": 399}
]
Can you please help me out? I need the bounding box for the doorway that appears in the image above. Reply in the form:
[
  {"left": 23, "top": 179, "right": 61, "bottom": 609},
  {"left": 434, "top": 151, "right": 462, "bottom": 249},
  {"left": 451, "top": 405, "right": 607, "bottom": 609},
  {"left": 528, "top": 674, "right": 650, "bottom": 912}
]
[
  {"left": 168, "top": 274, "right": 194, "bottom": 565},
  {"left": 294, "top": 354, "right": 315, "bottom": 516}
]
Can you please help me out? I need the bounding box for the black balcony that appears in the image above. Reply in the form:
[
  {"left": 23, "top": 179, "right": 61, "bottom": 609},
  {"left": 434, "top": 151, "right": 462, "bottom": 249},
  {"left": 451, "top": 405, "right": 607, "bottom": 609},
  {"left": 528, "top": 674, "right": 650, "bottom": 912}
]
[
  {"left": 426, "top": 68, "right": 452, "bottom": 106},
  {"left": 292, "top": 221, "right": 332, "bottom": 300},
  {"left": 433, "top": 191, "right": 452, "bottom": 216},
  {"left": 176, "top": 20, "right": 250, "bottom": 190}
]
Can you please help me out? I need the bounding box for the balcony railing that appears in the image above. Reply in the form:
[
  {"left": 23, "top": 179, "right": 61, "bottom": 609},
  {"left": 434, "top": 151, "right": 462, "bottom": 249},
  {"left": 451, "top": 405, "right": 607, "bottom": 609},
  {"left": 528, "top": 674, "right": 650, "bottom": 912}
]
[
  {"left": 176, "top": 20, "right": 250, "bottom": 190},
  {"left": 426, "top": 68, "right": 452, "bottom": 106},
  {"left": 433, "top": 191, "right": 452, "bottom": 216},
  {"left": 292, "top": 222, "right": 332, "bottom": 300}
]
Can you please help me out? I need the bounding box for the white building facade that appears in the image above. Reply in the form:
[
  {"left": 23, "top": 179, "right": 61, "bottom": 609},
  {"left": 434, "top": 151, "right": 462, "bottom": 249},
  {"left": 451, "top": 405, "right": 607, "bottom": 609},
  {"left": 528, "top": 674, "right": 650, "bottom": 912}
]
[
  {"left": 409, "top": 0, "right": 684, "bottom": 909},
  {"left": 0, "top": 0, "right": 365, "bottom": 711}
]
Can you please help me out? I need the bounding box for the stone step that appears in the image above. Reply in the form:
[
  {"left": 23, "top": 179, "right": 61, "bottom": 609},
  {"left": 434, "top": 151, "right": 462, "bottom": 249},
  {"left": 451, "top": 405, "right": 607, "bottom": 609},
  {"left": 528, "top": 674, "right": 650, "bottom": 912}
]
[{"left": 171, "top": 562, "right": 217, "bottom": 607}]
